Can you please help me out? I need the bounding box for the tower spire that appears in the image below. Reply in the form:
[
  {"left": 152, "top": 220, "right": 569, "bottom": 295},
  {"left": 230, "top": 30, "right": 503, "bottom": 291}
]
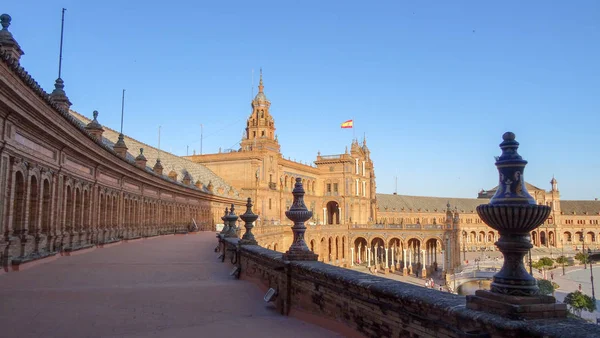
[
  {"left": 258, "top": 68, "right": 264, "bottom": 93},
  {"left": 49, "top": 8, "right": 72, "bottom": 112}
]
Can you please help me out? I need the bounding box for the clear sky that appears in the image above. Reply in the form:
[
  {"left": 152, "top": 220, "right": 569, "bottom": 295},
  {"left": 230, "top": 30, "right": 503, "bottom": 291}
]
[{"left": 4, "top": 1, "right": 600, "bottom": 200}]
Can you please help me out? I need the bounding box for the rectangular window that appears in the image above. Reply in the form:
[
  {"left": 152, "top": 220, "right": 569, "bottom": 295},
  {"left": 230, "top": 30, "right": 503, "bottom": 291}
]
[
  {"left": 327, "top": 183, "right": 331, "bottom": 193},
  {"left": 333, "top": 183, "right": 338, "bottom": 193},
  {"left": 269, "top": 198, "right": 272, "bottom": 210}
]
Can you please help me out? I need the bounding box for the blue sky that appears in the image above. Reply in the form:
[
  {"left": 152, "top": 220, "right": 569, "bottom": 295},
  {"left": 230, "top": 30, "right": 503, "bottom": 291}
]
[{"left": 4, "top": 1, "right": 600, "bottom": 200}]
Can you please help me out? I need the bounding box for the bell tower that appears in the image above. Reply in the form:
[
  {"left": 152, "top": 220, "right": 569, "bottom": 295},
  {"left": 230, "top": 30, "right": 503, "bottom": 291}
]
[{"left": 241, "top": 69, "right": 280, "bottom": 153}]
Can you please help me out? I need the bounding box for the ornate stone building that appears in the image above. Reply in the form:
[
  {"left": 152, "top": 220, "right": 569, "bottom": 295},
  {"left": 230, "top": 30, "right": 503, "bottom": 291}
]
[
  {"left": 2, "top": 13, "right": 599, "bottom": 279},
  {"left": 0, "top": 14, "right": 241, "bottom": 270}
]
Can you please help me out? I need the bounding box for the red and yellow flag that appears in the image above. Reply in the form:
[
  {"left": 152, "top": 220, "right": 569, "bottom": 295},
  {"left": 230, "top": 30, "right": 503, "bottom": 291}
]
[{"left": 341, "top": 120, "right": 353, "bottom": 129}]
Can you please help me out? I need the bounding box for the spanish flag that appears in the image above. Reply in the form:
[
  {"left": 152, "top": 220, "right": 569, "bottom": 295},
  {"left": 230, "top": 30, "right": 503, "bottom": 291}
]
[{"left": 341, "top": 120, "right": 353, "bottom": 129}]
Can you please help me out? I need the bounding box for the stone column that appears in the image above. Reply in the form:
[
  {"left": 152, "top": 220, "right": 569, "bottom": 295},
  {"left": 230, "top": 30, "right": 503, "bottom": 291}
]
[
  {"left": 322, "top": 208, "right": 326, "bottom": 225},
  {"left": 391, "top": 246, "right": 395, "bottom": 268},
  {"left": 358, "top": 243, "right": 361, "bottom": 263},
  {"left": 403, "top": 249, "right": 407, "bottom": 275},
  {"left": 374, "top": 245, "right": 378, "bottom": 267},
  {"left": 367, "top": 248, "right": 371, "bottom": 267},
  {"left": 441, "top": 250, "right": 445, "bottom": 271},
  {"left": 350, "top": 247, "right": 354, "bottom": 266},
  {"left": 385, "top": 247, "right": 389, "bottom": 270},
  {"left": 421, "top": 249, "right": 427, "bottom": 278}
]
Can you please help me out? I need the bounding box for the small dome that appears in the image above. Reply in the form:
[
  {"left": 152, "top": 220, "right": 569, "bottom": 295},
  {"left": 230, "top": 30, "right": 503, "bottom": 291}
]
[{"left": 254, "top": 92, "right": 268, "bottom": 102}]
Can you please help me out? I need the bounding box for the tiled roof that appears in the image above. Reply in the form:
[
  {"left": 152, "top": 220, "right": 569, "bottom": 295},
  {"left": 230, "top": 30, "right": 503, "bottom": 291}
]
[
  {"left": 560, "top": 200, "right": 600, "bottom": 215},
  {"left": 71, "top": 111, "right": 239, "bottom": 198},
  {"left": 479, "top": 182, "right": 545, "bottom": 198},
  {"left": 376, "top": 194, "right": 488, "bottom": 214}
]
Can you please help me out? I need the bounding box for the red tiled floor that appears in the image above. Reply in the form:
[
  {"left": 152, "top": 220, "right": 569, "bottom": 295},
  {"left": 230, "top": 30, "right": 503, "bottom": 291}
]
[{"left": 0, "top": 233, "right": 342, "bottom": 338}]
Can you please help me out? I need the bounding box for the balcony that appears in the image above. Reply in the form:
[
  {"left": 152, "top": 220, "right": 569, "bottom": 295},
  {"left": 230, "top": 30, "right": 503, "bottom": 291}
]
[{"left": 268, "top": 182, "right": 277, "bottom": 190}]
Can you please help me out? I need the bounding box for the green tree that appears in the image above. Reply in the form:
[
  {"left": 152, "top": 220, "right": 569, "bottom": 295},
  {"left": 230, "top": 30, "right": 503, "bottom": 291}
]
[
  {"left": 564, "top": 291, "right": 597, "bottom": 317},
  {"left": 532, "top": 257, "right": 554, "bottom": 278},
  {"left": 537, "top": 279, "right": 555, "bottom": 296},
  {"left": 555, "top": 256, "right": 568, "bottom": 265},
  {"left": 575, "top": 252, "right": 590, "bottom": 265}
]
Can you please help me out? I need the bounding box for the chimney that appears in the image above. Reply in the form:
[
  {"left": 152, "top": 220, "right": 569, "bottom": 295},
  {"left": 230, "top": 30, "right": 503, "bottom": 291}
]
[
  {"left": 135, "top": 148, "right": 147, "bottom": 168},
  {"left": 0, "top": 14, "right": 24, "bottom": 62}
]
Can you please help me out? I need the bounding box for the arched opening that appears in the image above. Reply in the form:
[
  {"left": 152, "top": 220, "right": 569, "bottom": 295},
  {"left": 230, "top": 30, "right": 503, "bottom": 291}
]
[
  {"left": 65, "top": 185, "right": 73, "bottom": 241},
  {"left": 563, "top": 231, "right": 572, "bottom": 243},
  {"left": 335, "top": 236, "right": 340, "bottom": 260},
  {"left": 342, "top": 236, "right": 346, "bottom": 259},
  {"left": 353, "top": 237, "right": 368, "bottom": 266},
  {"left": 274, "top": 243, "right": 278, "bottom": 252},
  {"left": 74, "top": 188, "right": 82, "bottom": 245},
  {"left": 587, "top": 232, "right": 595, "bottom": 243},
  {"left": 310, "top": 239, "right": 315, "bottom": 252},
  {"left": 531, "top": 231, "right": 538, "bottom": 247},
  {"left": 388, "top": 238, "right": 403, "bottom": 269},
  {"left": 328, "top": 237, "right": 333, "bottom": 262},
  {"left": 540, "top": 231, "right": 546, "bottom": 246},
  {"left": 28, "top": 176, "right": 39, "bottom": 235},
  {"left": 425, "top": 238, "right": 439, "bottom": 272},
  {"left": 370, "top": 237, "right": 385, "bottom": 268},
  {"left": 41, "top": 179, "right": 51, "bottom": 242},
  {"left": 407, "top": 238, "right": 422, "bottom": 277},
  {"left": 83, "top": 190, "right": 90, "bottom": 243},
  {"left": 549, "top": 231, "right": 555, "bottom": 247},
  {"left": 326, "top": 201, "right": 339, "bottom": 225},
  {"left": 12, "top": 171, "right": 26, "bottom": 234}
]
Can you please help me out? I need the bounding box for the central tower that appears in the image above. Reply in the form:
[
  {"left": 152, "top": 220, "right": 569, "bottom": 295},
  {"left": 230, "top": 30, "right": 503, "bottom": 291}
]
[{"left": 240, "top": 70, "right": 280, "bottom": 153}]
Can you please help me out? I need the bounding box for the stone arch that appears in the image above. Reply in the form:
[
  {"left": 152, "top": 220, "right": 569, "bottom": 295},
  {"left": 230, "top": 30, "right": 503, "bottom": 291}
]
[
  {"left": 548, "top": 230, "right": 555, "bottom": 247},
  {"left": 326, "top": 201, "right": 340, "bottom": 225},
  {"left": 11, "top": 170, "right": 27, "bottom": 234},
  {"left": 41, "top": 178, "right": 52, "bottom": 239},
  {"left": 310, "top": 239, "right": 315, "bottom": 253},
  {"left": 335, "top": 236, "right": 340, "bottom": 260},
  {"left": 320, "top": 237, "right": 326, "bottom": 262},
  {"left": 74, "top": 186, "right": 82, "bottom": 243},
  {"left": 406, "top": 237, "right": 422, "bottom": 276},
  {"left": 328, "top": 237, "right": 333, "bottom": 262},
  {"left": 273, "top": 243, "right": 278, "bottom": 252},
  {"left": 540, "top": 231, "right": 547, "bottom": 246},
  {"left": 370, "top": 237, "right": 385, "bottom": 267},
  {"left": 532, "top": 231, "right": 538, "bottom": 246},
  {"left": 563, "top": 231, "right": 572, "bottom": 243},
  {"left": 341, "top": 235, "right": 346, "bottom": 260},
  {"left": 587, "top": 231, "right": 595, "bottom": 243}
]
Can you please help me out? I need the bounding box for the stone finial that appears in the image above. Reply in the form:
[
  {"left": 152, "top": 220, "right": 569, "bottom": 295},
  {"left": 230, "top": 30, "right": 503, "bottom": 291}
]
[
  {"left": 135, "top": 148, "right": 147, "bottom": 168},
  {"left": 113, "top": 133, "right": 128, "bottom": 158},
  {"left": 207, "top": 181, "right": 213, "bottom": 192},
  {"left": 153, "top": 158, "right": 163, "bottom": 175},
  {"left": 219, "top": 207, "right": 229, "bottom": 235},
  {"left": 182, "top": 171, "right": 192, "bottom": 185},
  {"left": 239, "top": 198, "right": 258, "bottom": 245},
  {"left": 195, "top": 180, "right": 202, "bottom": 189},
  {"left": 467, "top": 132, "right": 559, "bottom": 320},
  {"left": 168, "top": 169, "right": 178, "bottom": 181},
  {"left": 85, "top": 110, "right": 105, "bottom": 140},
  {"left": 49, "top": 78, "right": 72, "bottom": 112},
  {"left": 282, "top": 178, "right": 318, "bottom": 261},
  {"left": 224, "top": 204, "right": 239, "bottom": 238},
  {"left": 489, "top": 132, "right": 536, "bottom": 206},
  {"left": 0, "top": 14, "right": 24, "bottom": 61}
]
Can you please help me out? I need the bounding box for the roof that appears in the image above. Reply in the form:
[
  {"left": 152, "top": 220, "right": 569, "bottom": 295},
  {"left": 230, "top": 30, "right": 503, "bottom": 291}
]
[
  {"left": 480, "top": 182, "right": 545, "bottom": 196},
  {"left": 71, "top": 111, "right": 239, "bottom": 198},
  {"left": 560, "top": 200, "right": 600, "bottom": 215},
  {"left": 376, "top": 194, "right": 488, "bottom": 214}
]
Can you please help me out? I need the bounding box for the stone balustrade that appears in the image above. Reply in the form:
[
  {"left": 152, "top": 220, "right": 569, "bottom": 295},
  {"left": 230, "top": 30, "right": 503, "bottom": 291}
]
[{"left": 218, "top": 237, "right": 600, "bottom": 338}]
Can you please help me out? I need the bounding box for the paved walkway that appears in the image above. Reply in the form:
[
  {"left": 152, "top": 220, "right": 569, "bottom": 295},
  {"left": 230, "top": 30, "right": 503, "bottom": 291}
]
[{"left": 0, "top": 233, "right": 342, "bottom": 338}]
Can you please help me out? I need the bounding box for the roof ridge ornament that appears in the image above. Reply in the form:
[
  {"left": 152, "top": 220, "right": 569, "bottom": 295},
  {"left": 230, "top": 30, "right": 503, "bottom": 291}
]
[{"left": 0, "top": 13, "right": 24, "bottom": 61}]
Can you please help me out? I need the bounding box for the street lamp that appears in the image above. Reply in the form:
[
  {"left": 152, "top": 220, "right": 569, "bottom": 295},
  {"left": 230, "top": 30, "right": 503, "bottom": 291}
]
[
  {"left": 588, "top": 248, "right": 595, "bottom": 301},
  {"left": 582, "top": 228, "right": 587, "bottom": 269},
  {"left": 561, "top": 239, "right": 565, "bottom": 276}
]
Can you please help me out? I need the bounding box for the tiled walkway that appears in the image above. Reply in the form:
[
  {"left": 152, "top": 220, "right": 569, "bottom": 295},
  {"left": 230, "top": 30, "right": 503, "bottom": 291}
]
[{"left": 0, "top": 233, "right": 342, "bottom": 338}]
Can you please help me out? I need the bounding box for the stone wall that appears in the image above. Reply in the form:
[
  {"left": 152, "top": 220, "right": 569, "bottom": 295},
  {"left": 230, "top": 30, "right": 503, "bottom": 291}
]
[{"left": 220, "top": 238, "right": 600, "bottom": 338}]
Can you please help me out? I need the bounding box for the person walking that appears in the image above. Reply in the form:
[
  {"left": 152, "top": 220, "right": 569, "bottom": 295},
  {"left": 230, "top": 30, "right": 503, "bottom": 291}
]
[
  {"left": 550, "top": 272, "right": 554, "bottom": 280},
  {"left": 579, "top": 283, "right": 582, "bottom": 292}
]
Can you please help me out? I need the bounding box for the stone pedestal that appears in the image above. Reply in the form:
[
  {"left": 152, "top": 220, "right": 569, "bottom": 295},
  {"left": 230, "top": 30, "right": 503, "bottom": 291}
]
[
  {"left": 467, "top": 290, "right": 567, "bottom": 320},
  {"left": 403, "top": 267, "right": 408, "bottom": 275}
]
